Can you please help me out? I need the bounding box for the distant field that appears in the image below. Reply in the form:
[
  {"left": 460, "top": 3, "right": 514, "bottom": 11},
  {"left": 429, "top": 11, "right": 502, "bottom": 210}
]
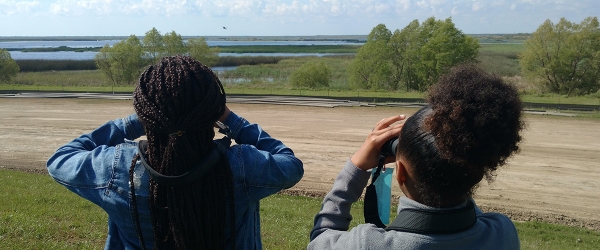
[
  {"left": 218, "top": 45, "right": 360, "bottom": 53},
  {"left": 480, "top": 43, "right": 525, "bottom": 53},
  {"left": 0, "top": 34, "right": 528, "bottom": 42},
  {"left": 7, "top": 38, "right": 599, "bottom": 106}
]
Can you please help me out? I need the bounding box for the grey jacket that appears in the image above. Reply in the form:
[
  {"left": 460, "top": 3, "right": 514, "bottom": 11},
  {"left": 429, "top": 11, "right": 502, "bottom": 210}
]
[{"left": 309, "top": 160, "right": 520, "bottom": 250}]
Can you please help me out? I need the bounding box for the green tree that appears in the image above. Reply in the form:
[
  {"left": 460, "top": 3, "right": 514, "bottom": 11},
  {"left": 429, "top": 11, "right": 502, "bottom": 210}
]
[
  {"left": 520, "top": 17, "right": 600, "bottom": 95},
  {"left": 95, "top": 35, "right": 144, "bottom": 90},
  {"left": 187, "top": 38, "right": 220, "bottom": 67},
  {"left": 0, "top": 49, "right": 20, "bottom": 83},
  {"left": 94, "top": 44, "right": 116, "bottom": 86},
  {"left": 348, "top": 24, "right": 393, "bottom": 90},
  {"left": 349, "top": 19, "right": 479, "bottom": 91},
  {"left": 407, "top": 17, "right": 479, "bottom": 91},
  {"left": 389, "top": 20, "right": 421, "bottom": 91},
  {"left": 143, "top": 27, "right": 164, "bottom": 65},
  {"left": 163, "top": 31, "right": 187, "bottom": 56},
  {"left": 289, "top": 60, "right": 331, "bottom": 88}
]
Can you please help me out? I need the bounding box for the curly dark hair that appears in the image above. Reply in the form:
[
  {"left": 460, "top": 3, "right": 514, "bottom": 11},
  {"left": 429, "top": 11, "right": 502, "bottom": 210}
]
[
  {"left": 128, "top": 55, "right": 235, "bottom": 249},
  {"left": 397, "top": 64, "right": 524, "bottom": 208}
]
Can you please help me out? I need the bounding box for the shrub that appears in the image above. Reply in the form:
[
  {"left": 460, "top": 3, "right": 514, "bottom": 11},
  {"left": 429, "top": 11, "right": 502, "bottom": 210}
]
[{"left": 289, "top": 60, "right": 331, "bottom": 88}]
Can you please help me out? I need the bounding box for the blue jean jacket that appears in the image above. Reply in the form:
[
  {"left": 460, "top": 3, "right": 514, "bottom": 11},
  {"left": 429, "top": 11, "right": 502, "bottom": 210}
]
[{"left": 47, "top": 112, "right": 304, "bottom": 250}]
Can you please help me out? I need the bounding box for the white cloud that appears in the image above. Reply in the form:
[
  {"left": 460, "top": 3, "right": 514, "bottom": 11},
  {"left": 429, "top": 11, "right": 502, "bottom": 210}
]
[
  {"left": 327, "top": 0, "right": 343, "bottom": 15},
  {"left": 490, "top": 0, "right": 506, "bottom": 7},
  {"left": 194, "top": 0, "right": 263, "bottom": 17},
  {"left": 519, "top": 0, "right": 570, "bottom": 4},
  {"left": 49, "top": 1, "right": 70, "bottom": 15},
  {"left": 395, "top": 0, "right": 411, "bottom": 12},
  {"left": 49, "top": 0, "right": 119, "bottom": 15},
  {"left": 415, "top": 0, "right": 428, "bottom": 8},
  {"left": 374, "top": 2, "right": 392, "bottom": 13},
  {"left": 262, "top": 0, "right": 300, "bottom": 16},
  {"left": 471, "top": 1, "right": 484, "bottom": 11},
  {"left": 3, "top": 0, "right": 597, "bottom": 19},
  {"left": 0, "top": 0, "right": 42, "bottom": 16},
  {"left": 45, "top": 0, "right": 191, "bottom": 16},
  {"left": 2, "top": 0, "right": 598, "bottom": 36}
]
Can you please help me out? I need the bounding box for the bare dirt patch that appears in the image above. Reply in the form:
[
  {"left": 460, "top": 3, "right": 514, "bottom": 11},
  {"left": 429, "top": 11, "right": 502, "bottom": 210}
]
[{"left": 1, "top": 98, "right": 599, "bottom": 231}]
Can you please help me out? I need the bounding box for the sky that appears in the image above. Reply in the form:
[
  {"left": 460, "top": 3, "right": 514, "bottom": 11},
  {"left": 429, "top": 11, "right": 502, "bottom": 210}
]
[{"left": 0, "top": 0, "right": 598, "bottom": 37}]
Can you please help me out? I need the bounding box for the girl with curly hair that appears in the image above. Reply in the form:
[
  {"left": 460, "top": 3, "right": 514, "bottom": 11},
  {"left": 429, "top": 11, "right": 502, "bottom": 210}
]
[{"left": 309, "top": 64, "right": 524, "bottom": 249}]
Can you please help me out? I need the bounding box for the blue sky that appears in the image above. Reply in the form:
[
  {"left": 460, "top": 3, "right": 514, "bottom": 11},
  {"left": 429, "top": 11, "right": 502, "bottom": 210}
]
[{"left": 0, "top": 0, "right": 598, "bottom": 36}]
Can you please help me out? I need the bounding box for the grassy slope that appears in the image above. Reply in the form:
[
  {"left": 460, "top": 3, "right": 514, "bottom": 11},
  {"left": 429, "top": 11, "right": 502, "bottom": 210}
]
[{"left": 1, "top": 169, "right": 598, "bottom": 249}]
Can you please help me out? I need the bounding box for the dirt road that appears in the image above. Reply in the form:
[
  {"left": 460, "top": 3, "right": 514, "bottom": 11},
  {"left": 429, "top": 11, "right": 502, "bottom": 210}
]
[{"left": 1, "top": 97, "right": 599, "bottom": 230}]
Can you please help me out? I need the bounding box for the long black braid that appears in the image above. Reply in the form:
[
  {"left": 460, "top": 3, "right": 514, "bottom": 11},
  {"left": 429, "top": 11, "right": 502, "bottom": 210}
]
[{"left": 128, "top": 55, "right": 236, "bottom": 249}]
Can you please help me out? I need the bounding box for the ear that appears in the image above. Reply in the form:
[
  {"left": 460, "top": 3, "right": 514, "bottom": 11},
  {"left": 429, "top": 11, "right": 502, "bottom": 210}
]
[{"left": 395, "top": 158, "right": 407, "bottom": 186}]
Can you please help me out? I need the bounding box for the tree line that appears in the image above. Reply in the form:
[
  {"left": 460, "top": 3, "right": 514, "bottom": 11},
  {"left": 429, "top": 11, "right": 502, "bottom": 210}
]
[
  {"left": 293, "top": 16, "right": 599, "bottom": 96},
  {"left": 520, "top": 17, "right": 600, "bottom": 96},
  {"left": 95, "top": 27, "right": 219, "bottom": 86},
  {"left": 1, "top": 17, "right": 599, "bottom": 96},
  {"left": 347, "top": 17, "right": 479, "bottom": 92},
  {"left": 0, "top": 49, "right": 20, "bottom": 83}
]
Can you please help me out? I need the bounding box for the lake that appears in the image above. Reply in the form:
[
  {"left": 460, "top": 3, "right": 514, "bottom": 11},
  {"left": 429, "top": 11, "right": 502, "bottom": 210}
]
[
  {"left": 0, "top": 40, "right": 363, "bottom": 60},
  {"left": 7, "top": 51, "right": 354, "bottom": 60}
]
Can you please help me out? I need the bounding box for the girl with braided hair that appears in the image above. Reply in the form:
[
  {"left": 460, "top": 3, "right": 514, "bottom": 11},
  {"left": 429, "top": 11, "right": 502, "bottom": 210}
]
[
  {"left": 309, "top": 64, "right": 524, "bottom": 249},
  {"left": 47, "top": 55, "right": 303, "bottom": 249}
]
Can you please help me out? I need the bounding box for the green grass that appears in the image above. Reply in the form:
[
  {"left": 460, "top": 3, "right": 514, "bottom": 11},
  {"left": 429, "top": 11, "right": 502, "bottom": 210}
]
[
  {"left": 477, "top": 43, "right": 523, "bottom": 77},
  {"left": 217, "top": 56, "right": 354, "bottom": 89},
  {"left": 1, "top": 169, "right": 599, "bottom": 249},
  {"left": 0, "top": 83, "right": 425, "bottom": 100},
  {"left": 521, "top": 94, "right": 600, "bottom": 106},
  {"left": 0, "top": 84, "right": 134, "bottom": 93},
  {"left": 10, "top": 70, "right": 112, "bottom": 87},
  {"left": 3, "top": 79, "right": 600, "bottom": 108},
  {"left": 223, "top": 87, "right": 425, "bottom": 100},
  {"left": 260, "top": 194, "right": 368, "bottom": 249},
  {"left": 477, "top": 50, "right": 521, "bottom": 77},
  {"left": 218, "top": 45, "right": 360, "bottom": 54},
  {"left": 0, "top": 170, "right": 106, "bottom": 249},
  {"left": 516, "top": 221, "right": 600, "bottom": 249},
  {"left": 479, "top": 43, "right": 525, "bottom": 54},
  {"left": 2, "top": 53, "right": 600, "bottom": 108}
]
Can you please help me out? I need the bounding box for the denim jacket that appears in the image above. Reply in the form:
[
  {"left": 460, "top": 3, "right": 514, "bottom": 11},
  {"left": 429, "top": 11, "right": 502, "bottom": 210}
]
[{"left": 47, "top": 112, "right": 304, "bottom": 250}]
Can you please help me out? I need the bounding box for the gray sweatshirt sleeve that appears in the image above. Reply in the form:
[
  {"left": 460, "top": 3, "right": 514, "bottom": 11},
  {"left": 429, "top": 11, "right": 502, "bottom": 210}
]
[
  {"left": 309, "top": 159, "right": 371, "bottom": 241},
  {"left": 308, "top": 161, "right": 521, "bottom": 250}
]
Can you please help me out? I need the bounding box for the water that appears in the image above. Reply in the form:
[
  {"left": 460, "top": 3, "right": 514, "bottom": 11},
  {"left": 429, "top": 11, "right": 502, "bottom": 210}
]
[
  {"left": 0, "top": 40, "right": 121, "bottom": 49},
  {"left": 1, "top": 39, "right": 362, "bottom": 60},
  {"left": 205, "top": 40, "right": 363, "bottom": 46},
  {"left": 0, "top": 39, "right": 363, "bottom": 49},
  {"left": 211, "top": 66, "right": 238, "bottom": 73},
  {"left": 7, "top": 51, "right": 351, "bottom": 60},
  {"left": 8, "top": 51, "right": 99, "bottom": 60}
]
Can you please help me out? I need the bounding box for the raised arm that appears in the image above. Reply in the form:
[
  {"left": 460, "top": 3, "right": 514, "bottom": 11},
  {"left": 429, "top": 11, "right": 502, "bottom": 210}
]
[
  {"left": 46, "top": 114, "right": 145, "bottom": 198},
  {"left": 309, "top": 115, "right": 404, "bottom": 247},
  {"left": 220, "top": 108, "right": 304, "bottom": 200}
]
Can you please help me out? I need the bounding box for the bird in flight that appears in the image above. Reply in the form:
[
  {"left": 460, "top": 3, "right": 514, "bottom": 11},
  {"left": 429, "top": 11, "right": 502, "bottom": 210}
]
[{"left": 223, "top": 26, "right": 227, "bottom": 29}]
